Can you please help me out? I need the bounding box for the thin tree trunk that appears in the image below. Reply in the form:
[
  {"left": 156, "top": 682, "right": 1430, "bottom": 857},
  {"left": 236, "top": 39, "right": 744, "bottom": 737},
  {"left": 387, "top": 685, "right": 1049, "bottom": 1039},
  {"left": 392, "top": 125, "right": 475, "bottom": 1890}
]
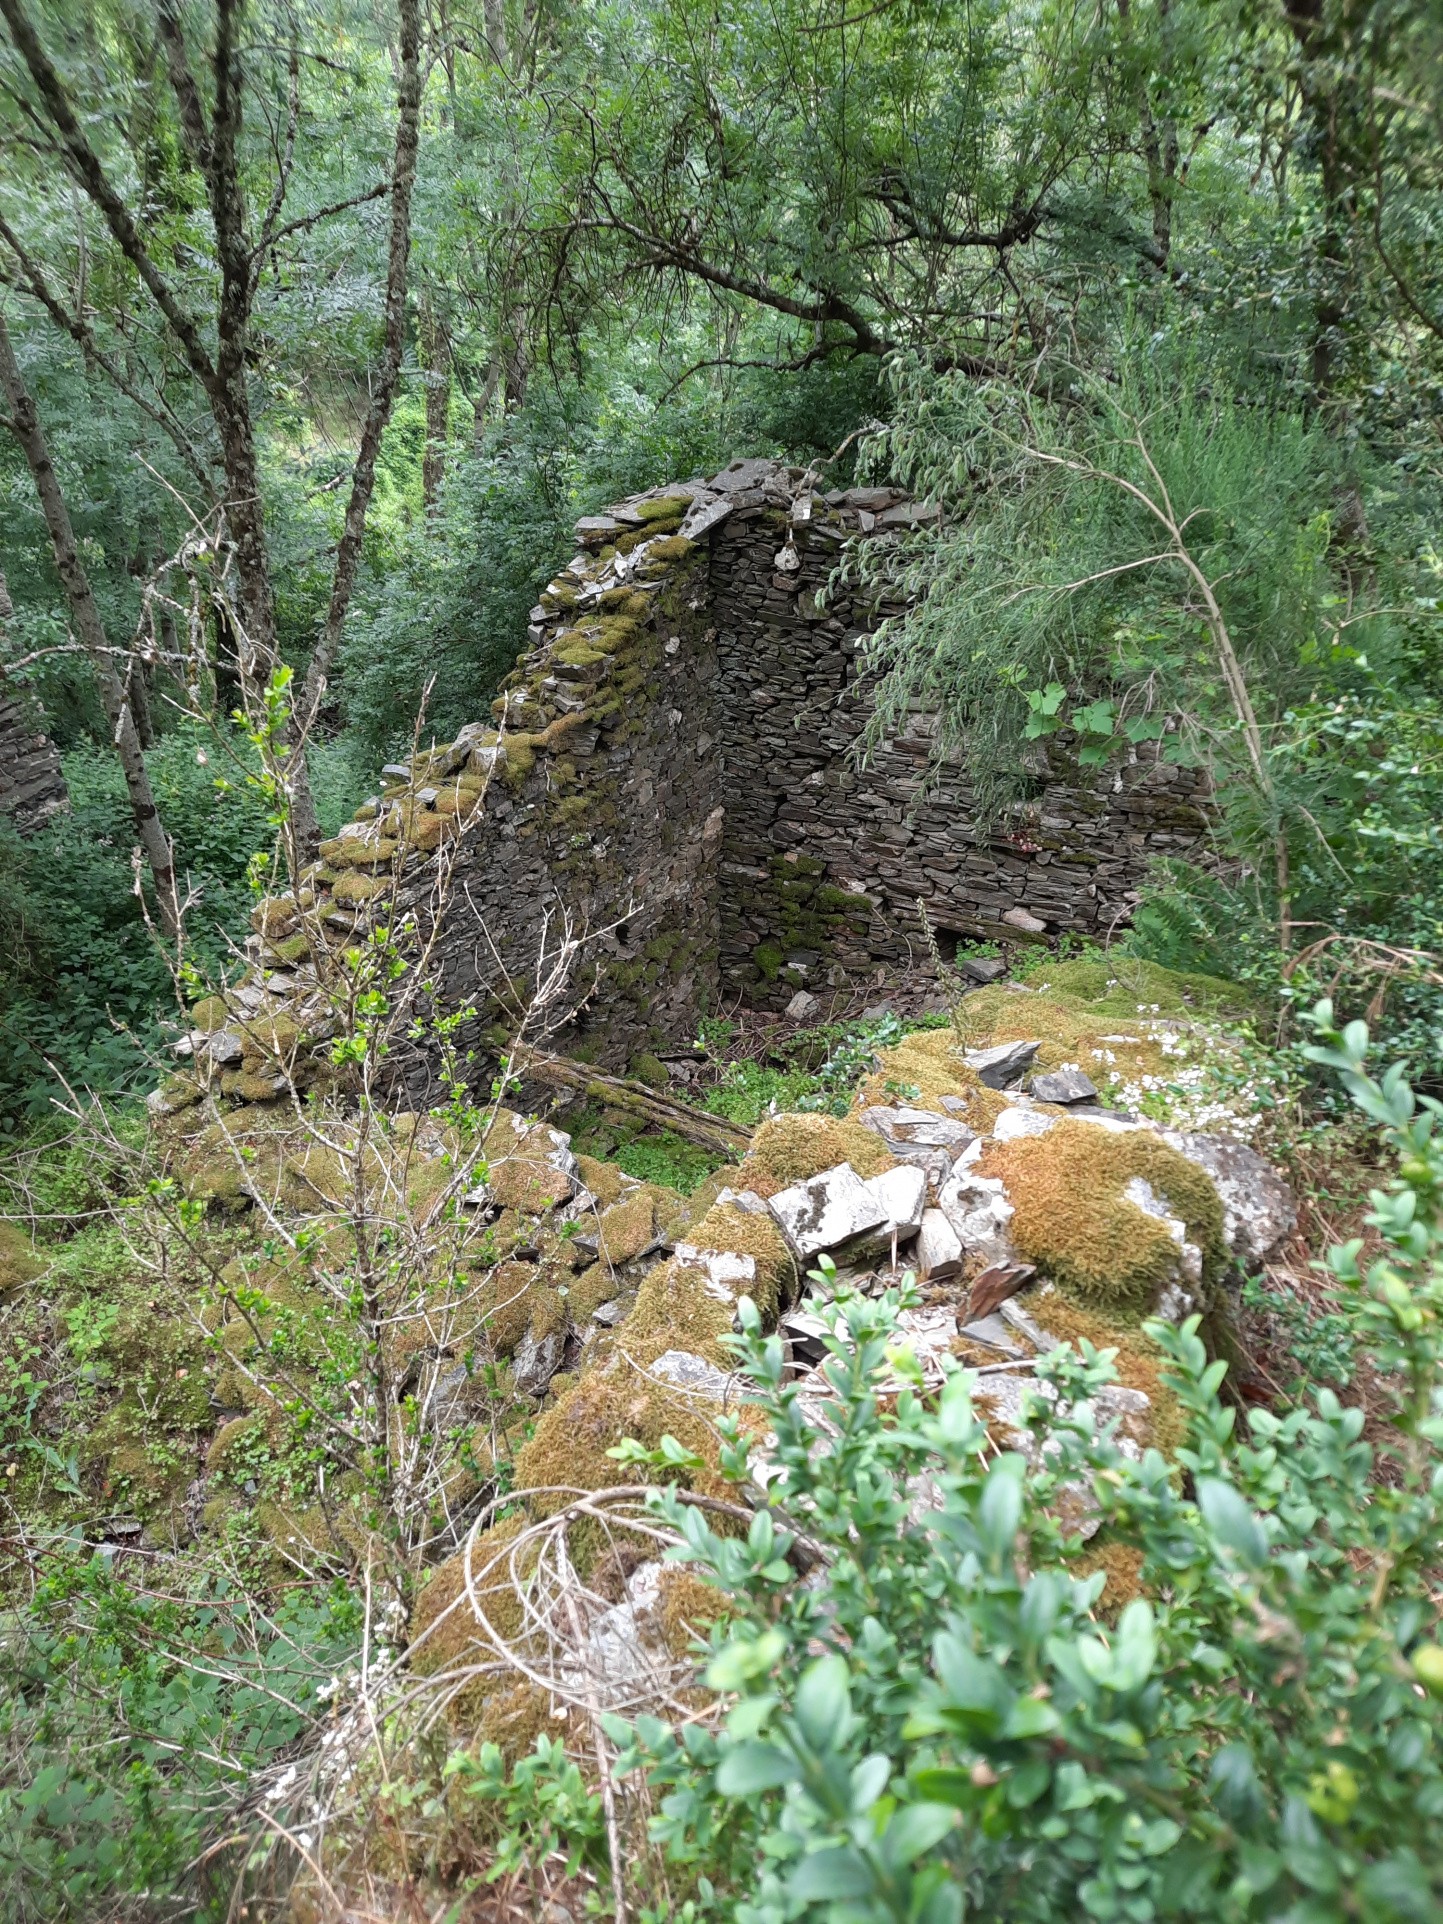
[
  {"left": 418, "top": 290, "right": 451, "bottom": 513},
  {"left": 471, "top": 354, "right": 502, "bottom": 450},
  {"left": 0, "top": 314, "right": 179, "bottom": 935},
  {"left": 293, "top": 0, "right": 424, "bottom": 852},
  {"left": 128, "top": 655, "right": 155, "bottom": 748}
]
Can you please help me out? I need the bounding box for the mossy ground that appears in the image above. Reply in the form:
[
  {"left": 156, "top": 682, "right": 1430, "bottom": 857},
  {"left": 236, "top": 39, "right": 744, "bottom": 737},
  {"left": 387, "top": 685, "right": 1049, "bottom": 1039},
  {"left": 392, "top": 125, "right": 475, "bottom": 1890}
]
[{"left": 739, "top": 1112, "right": 896, "bottom": 1192}]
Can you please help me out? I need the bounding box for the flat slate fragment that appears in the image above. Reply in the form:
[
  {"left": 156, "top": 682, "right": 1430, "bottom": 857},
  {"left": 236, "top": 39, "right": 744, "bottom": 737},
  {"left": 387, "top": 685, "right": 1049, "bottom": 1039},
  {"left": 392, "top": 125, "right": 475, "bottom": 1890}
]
[
  {"left": 1032, "top": 1067, "right": 1098, "bottom": 1105},
  {"left": 766, "top": 1162, "right": 888, "bottom": 1260}
]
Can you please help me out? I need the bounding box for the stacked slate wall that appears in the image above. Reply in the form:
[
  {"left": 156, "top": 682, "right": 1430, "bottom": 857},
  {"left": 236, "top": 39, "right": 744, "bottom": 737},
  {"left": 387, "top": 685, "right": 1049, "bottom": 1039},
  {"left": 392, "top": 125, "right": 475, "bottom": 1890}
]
[
  {"left": 222, "top": 459, "right": 1209, "bottom": 1108},
  {"left": 702, "top": 469, "right": 1211, "bottom": 1006}
]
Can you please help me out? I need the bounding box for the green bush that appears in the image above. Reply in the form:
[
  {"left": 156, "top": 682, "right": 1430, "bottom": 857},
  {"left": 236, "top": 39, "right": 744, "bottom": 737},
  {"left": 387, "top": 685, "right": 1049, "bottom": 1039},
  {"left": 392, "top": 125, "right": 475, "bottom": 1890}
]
[
  {"left": 489, "top": 1005, "right": 1443, "bottom": 1921},
  {"left": 0, "top": 730, "right": 361, "bottom": 1127},
  {"left": 0, "top": 1564, "right": 363, "bottom": 1921}
]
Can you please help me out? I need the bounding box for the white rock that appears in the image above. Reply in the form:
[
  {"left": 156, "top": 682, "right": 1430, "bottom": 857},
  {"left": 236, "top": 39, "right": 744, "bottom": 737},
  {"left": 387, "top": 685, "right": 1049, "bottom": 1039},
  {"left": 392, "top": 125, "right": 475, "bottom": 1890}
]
[
  {"left": 937, "top": 1167, "right": 1015, "bottom": 1263},
  {"left": 672, "top": 1243, "right": 757, "bottom": 1308},
  {"left": 992, "top": 1104, "right": 1058, "bottom": 1142},
  {"left": 785, "top": 988, "right": 821, "bottom": 1020},
  {"left": 1003, "top": 906, "right": 1047, "bottom": 934},
  {"left": 766, "top": 1162, "right": 888, "bottom": 1260},
  {"left": 1123, "top": 1175, "right": 1204, "bottom": 1318},
  {"left": 862, "top": 1163, "right": 928, "bottom": 1236},
  {"left": 1159, "top": 1130, "right": 1297, "bottom": 1268},
  {"left": 915, "top": 1208, "right": 964, "bottom": 1280},
  {"left": 648, "top": 1350, "right": 742, "bottom": 1402}
]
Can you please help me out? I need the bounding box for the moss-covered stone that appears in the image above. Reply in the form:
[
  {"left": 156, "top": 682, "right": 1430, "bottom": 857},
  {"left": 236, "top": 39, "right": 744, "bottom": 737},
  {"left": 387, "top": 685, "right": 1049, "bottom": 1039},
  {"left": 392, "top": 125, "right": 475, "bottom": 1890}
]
[
  {"left": 250, "top": 897, "right": 298, "bottom": 938},
  {"left": 634, "top": 495, "right": 693, "bottom": 523},
  {"left": 742, "top": 1112, "right": 895, "bottom": 1191},
  {"left": 333, "top": 870, "right": 391, "bottom": 906},
  {"left": 576, "top": 1154, "right": 628, "bottom": 1207},
  {"left": 629, "top": 1052, "right": 670, "bottom": 1089},
  {"left": 598, "top": 1188, "right": 656, "bottom": 1263},
  {"left": 318, "top": 837, "right": 398, "bottom": 871},
  {"left": 982, "top": 1122, "right": 1226, "bottom": 1314}
]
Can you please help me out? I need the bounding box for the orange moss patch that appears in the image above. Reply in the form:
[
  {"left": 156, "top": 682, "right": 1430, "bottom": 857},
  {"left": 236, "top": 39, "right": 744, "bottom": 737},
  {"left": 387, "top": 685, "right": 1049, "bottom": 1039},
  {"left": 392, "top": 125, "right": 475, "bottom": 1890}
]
[
  {"left": 654, "top": 1567, "right": 733, "bottom": 1661},
  {"left": 1071, "top": 1537, "right": 1147, "bottom": 1617},
  {"left": 856, "top": 1028, "right": 1008, "bottom": 1133},
  {"left": 1023, "top": 1290, "right": 1185, "bottom": 1457},
  {"left": 981, "top": 1122, "right": 1225, "bottom": 1315},
  {"left": 741, "top": 1112, "right": 896, "bottom": 1190},
  {"left": 409, "top": 1514, "right": 533, "bottom": 1718}
]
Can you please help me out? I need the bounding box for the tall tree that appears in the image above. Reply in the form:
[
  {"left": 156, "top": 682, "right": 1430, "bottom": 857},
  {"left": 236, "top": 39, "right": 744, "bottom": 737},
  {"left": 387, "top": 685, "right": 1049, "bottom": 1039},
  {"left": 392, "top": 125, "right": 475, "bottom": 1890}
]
[
  {"left": 0, "top": 310, "right": 179, "bottom": 934},
  {"left": 0, "top": 0, "right": 424, "bottom": 856}
]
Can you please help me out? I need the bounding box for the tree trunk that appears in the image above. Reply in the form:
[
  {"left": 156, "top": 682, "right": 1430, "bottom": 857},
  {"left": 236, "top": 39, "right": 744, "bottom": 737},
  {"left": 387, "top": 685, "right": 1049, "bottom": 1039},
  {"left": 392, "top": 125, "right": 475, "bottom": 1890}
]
[
  {"left": 1282, "top": 0, "right": 1359, "bottom": 400},
  {"left": 0, "top": 315, "right": 178, "bottom": 934},
  {"left": 418, "top": 290, "right": 451, "bottom": 513},
  {"left": 292, "top": 0, "right": 424, "bottom": 853},
  {"left": 511, "top": 1047, "right": 753, "bottom": 1158}
]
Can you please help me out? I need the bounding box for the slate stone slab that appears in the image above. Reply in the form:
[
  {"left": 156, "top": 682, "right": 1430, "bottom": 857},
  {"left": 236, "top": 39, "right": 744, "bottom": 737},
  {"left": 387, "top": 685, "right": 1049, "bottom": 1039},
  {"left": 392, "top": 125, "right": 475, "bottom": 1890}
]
[
  {"left": 1032, "top": 1067, "right": 1099, "bottom": 1104},
  {"left": 965, "top": 1040, "right": 1042, "bottom": 1089},
  {"left": 767, "top": 1162, "right": 888, "bottom": 1259}
]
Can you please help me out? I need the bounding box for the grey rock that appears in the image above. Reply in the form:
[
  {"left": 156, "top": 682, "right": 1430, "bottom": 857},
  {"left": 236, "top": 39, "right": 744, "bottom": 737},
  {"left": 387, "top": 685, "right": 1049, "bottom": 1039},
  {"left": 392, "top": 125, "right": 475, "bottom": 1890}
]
[
  {"left": 711, "top": 457, "right": 779, "bottom": 493},
  {"left": 649, "top": 1350, "right": 741, "bottom": 1402},
  {"left": 785, "top": 988, "right": 821, "bottom": 1020},
  {"left": 862, "top": 1163, "right": 928, "bottom": 1236},
  {"left": 966, "top": 1039, "right": 1042, "bottom": 1089},
  {"left": 960, "top": 955, "right": 1007, "bottom": 984},
  {"left": 859, "top": 1105, "right": 976, "bottom": 1155},
  {"left": 915, "top": 1208, "right": 964, "bottom": 1280},
  {"left": 1160, "top": 1130, "right": 1297, "bottom": 1268},
  {"left": 960, "top": 1313, "right": 1026, "bottom": 1356},
  {"left": 767, "top": 1162, "right": 888, "bottom": 1260},
  {"left": 1032, "top": 1068, "right": 1099, "bottom": 1105},
  {"left": 998, "top": 1297, "right": 1060, "bottom": 1352},
  {"left": 680, "top": 496, "right": 735, "bottom": 541},
  {"left": 513, "top": 1326, "right": 566, "bottom": 1397}
]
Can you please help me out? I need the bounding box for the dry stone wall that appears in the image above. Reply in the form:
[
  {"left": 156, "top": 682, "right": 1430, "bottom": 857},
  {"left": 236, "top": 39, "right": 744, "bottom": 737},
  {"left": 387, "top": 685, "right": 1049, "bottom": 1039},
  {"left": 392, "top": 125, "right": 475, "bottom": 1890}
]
[
  {"left": 218, "top": 459, "right": 1208, "bottom": 1108},
  {"left": 0, "top": 692, "right": 66, "bottom": 835}
]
